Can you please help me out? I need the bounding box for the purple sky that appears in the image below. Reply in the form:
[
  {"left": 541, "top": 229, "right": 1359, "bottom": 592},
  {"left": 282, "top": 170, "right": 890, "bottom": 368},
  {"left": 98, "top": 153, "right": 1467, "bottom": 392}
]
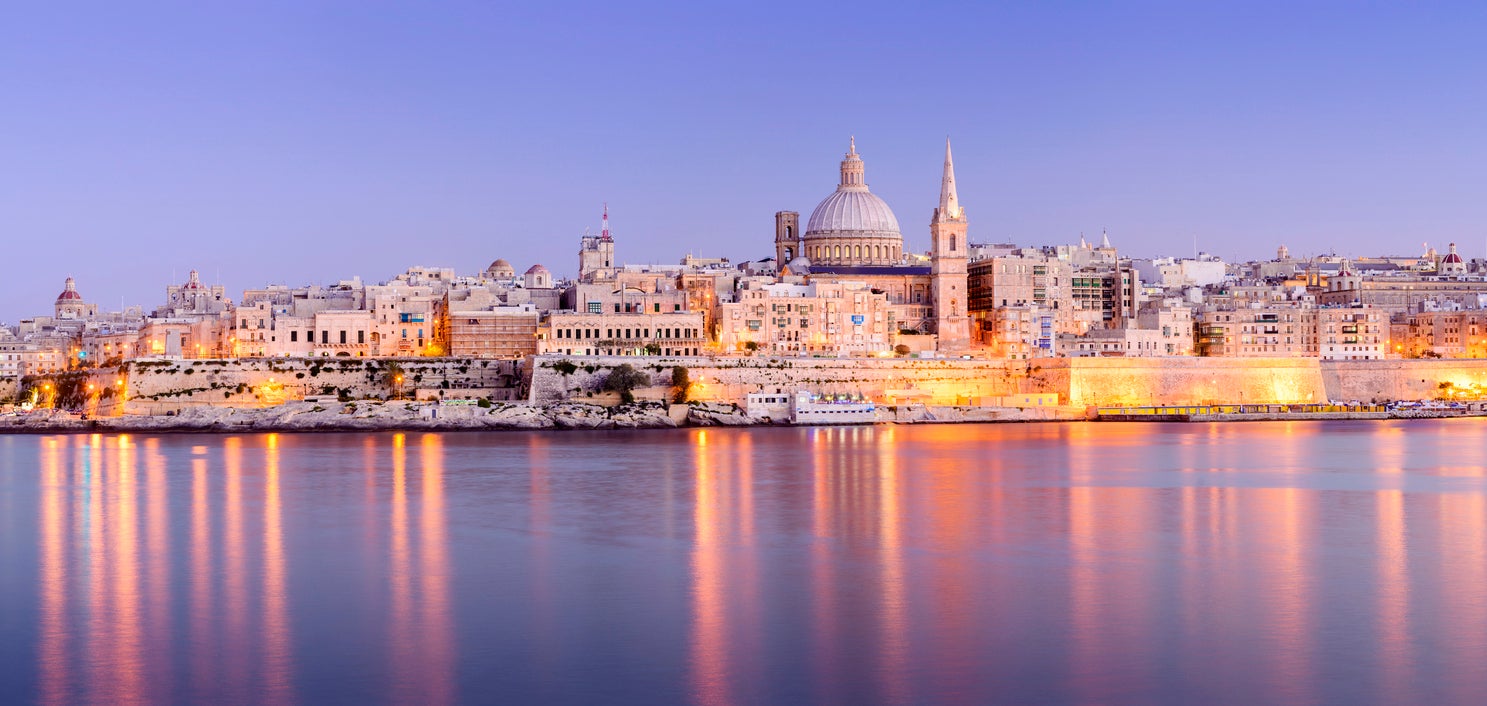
[{"left": 3, "top": 1, "right": 1486, "bottom": 323}]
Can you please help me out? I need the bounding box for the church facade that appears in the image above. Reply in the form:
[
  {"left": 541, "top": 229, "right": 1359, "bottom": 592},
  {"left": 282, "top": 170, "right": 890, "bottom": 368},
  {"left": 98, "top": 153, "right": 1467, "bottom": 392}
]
[{"left": 772, "top": 139, "right": 971, "bottom": 349}]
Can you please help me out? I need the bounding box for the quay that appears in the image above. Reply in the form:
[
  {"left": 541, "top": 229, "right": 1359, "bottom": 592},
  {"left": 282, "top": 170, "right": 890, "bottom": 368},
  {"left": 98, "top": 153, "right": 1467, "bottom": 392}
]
[{"left": 1092, "top": 402, "right": 1487, "bottom": 422}]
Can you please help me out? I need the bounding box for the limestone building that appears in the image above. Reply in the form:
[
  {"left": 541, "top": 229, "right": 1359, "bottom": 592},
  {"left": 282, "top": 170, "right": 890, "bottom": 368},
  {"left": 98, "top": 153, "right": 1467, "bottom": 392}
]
[
  {"left": 578, "top": 205, "right": 617, "bottom": 283},
  {"left": 539, "top": 311, "right": 705, "bottom": 357},
  {"left": 716, "top": 280, "right": 894, "bottom": 357}
]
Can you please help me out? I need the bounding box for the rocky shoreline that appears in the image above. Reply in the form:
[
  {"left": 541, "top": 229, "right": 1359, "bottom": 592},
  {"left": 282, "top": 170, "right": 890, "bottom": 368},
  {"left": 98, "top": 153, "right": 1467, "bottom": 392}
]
[
  {"left": 0, "top": 399, "right": 1081, "bottom": 435},
  {"left": 0, "top": 400, "right": 756, "bottom": 434}
]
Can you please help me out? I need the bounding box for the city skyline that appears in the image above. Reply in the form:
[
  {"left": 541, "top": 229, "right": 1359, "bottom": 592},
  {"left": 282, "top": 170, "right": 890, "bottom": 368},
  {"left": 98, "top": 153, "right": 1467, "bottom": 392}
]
[{"left": 5, "top": 2, "right": 1487, "bottom": 323}]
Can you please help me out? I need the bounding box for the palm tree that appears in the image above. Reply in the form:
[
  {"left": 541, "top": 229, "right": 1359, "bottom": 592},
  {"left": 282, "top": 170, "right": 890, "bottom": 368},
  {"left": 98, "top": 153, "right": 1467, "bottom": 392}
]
[{"left": 383, "top": 361, "right": 405, "bottom": 400}]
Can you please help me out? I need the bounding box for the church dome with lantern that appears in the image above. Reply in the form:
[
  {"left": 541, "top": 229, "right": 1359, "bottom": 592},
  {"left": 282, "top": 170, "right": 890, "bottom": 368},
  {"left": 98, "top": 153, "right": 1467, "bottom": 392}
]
[{"left": 801, "top": 138, "right": 905, "bottom": 266}]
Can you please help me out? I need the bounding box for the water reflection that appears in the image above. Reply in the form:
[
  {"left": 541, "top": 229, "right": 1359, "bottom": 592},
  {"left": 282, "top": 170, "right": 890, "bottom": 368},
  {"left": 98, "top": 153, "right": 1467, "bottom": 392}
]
[
  {"left": 262, "top": 435, "right": 292, "bottom": 702},
  {"left": 16, "top": 422, "right": 1487, "bottom": 704},
  {"left": 689, "top": 428, "right": 732, "bottom": 705},
  {"left": 37, "top": 438, "right": 66, "bottom": 705}
]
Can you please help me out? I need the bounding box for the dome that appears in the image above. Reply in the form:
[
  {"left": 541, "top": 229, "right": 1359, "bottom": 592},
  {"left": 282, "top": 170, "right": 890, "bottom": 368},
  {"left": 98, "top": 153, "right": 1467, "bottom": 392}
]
[
  {"left": 525, "top": 264, "right": 549, "bottom": 275},
  {"left": 55, "top": 277, "right": 82, "bottom": 302},
  {"left": 487, "top": 259, "right": 516, "bottom": 277},
  {"left": 1444, "top": 243, "right": 1464, "bottom": 264},
  {"left": 804, "top": 190, "right": 901, "bottom": 239},
  {"left": 783, "top": 256, "right": 812, "bottom": 275},
  {"left": 799, "top": 139, "right": 904, "bottom": 267}
]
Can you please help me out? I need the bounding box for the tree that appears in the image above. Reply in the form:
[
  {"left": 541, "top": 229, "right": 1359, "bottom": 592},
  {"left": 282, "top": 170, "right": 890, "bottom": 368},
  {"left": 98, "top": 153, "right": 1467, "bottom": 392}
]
[
  {"left": 670, "top": 366, "right": 690, "bottom": 404},
  {"left": 383, "top": 361, "right": 405, "bottom": 399},
  {"left": 743, "top": 341, "right": 760, "bottom": 354},
  {"left": 602, "top": 364, "right": 651, "bottom": 404},
  {"left": 894, "top": 344, "right": 911, "bottom": 357}
]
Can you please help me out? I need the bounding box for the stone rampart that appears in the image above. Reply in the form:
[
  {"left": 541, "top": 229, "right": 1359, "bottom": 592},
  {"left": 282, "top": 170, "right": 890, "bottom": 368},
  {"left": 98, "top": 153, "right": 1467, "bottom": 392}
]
[
  {"left": 27, "top": 357, "right": 522, "bottom": 415},
  {"left": 528, "top": 354, "right": 1051, "bottom": 405},
  {"left": 1321, "top": 359, "right": 1487, "bottom": 402},
  {"left": 24, "top": 355, "right": 1486, "bottom": 419},
  {"left": 1064, "top": 357, "right": 1327, "bottom": 407},
  {"left": 530, "top": 355, "right": 1331, "bottom": 407}
]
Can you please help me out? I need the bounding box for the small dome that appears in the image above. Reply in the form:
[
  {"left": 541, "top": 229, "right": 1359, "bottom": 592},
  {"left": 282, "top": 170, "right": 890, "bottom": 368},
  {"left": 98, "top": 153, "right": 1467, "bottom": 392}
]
[
  {"left": 525, "top": 264, "right": 549, "bottom": 275},
  {"left": 56, "top": 277, "right": 82, "bottom": 302},
  {"left": 784, "top": 256, "right": 812, "bottom": 275},
  {"left": 487, "top": 259, "right": 516, "bottom": 278}
]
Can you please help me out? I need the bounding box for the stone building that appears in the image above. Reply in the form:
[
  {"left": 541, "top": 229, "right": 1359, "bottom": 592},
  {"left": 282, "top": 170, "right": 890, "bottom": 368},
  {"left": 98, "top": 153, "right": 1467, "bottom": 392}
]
[
  {"left": 578, "top": 205, "right": 617, "bottom": 283},
  {"left": 539, "top": 311, "right": 705, "bottom": 357},
  {"left": 715, "top": 280, "right": 893, "bottom": 357},
  {"left": 444, "top": 307, "right": 540, "bottom": 359},
  {"left": 1403, "top": 309, "right": 1487, "bottom": 358},
  {"left": 1195, "top": 303, "right": 1383, "bottom": 359}
]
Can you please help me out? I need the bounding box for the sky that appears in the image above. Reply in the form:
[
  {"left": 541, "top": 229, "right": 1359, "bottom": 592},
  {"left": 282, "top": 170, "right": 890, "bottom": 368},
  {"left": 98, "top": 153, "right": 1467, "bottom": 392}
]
[{"left": 3, "top": 1, "right": 1486, "bottom": 323}]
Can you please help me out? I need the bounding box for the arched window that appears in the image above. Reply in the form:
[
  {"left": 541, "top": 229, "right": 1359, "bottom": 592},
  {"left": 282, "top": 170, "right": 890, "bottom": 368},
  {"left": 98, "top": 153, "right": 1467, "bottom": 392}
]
[
  {"left": 854, "top": 245, "right": 862, "bottom": 259},
  {"left": 785, "top": 226, "right": 793, "bottom": 238},
  {"left": 834, "top": 245, "right": 842, "bottom": 259},
  {"left": 950, "top": 235, "right": 957, "bottom": 252}
]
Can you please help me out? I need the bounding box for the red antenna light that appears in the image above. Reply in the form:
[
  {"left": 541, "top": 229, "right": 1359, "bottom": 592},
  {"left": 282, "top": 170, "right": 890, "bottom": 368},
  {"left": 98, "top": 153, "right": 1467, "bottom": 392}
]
[{"left": 601, "top": 202, "right": 611, "bottom": 241}]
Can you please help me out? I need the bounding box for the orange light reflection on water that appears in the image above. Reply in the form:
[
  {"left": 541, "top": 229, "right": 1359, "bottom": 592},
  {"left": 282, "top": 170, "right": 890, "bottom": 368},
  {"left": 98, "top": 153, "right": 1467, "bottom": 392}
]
[
  {"left": 38, "top": 437, "right": 68, "bottom": 706},
  {"left": 688, "top": 428, "right": 731, "bottom": 706},
  {"left": 262, "top": 434, "right": 293, "bottom": 702}
]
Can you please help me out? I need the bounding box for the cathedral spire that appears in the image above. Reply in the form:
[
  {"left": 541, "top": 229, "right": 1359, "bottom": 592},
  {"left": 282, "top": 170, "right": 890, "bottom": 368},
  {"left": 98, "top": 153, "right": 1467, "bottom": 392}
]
[{"left": 937, "top": 137, "right": 962, "bottom": 221}]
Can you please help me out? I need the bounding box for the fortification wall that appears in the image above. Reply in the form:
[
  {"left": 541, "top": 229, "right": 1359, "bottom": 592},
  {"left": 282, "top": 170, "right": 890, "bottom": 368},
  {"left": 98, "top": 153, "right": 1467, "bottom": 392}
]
[
  {"left": 28, "top": 355, "right": 1486, "bottom": 418},
  {"left": 1322, "top": 359, "right": 1487, "bottom": 402},
  {"left": 47, "top": 357, "right": 522, "bottom": 415},
  {"left": 528, "top": 355, "right": 1054, "bottom": 405},
  {"left": 531, "top": 355, "right": 1332, "bottom": 407},
  {"left": 1064, "top": 357, "right": 1327, "bottom": 407}
]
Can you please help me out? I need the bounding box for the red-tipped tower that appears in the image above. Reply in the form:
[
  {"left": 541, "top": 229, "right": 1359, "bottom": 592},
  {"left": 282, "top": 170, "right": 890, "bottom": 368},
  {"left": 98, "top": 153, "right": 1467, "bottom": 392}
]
[{"left": 601, "top": 202, "right": 612, "bottom": 241}]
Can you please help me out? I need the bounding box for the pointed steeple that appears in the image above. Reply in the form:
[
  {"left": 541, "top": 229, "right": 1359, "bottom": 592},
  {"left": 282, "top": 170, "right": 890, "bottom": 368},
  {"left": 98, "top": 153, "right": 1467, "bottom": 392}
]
[
  {"left": 1099, "top": 229, "right": 1112, "bottom": 249},
  {"left": 937, "top": 137, "right": 962, "bottom": 222}
]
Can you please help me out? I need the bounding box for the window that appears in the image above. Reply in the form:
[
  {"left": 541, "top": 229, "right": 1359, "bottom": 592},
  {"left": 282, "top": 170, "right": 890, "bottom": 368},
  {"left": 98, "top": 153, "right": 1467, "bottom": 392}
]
[
  {"left": 321, "top": 331, "right": 328, "bottom": 344},
  {"left": 358, "top": 331, "right": 365, "bottom": 344},
  {"left": 291, "top": 331, "right": 298, "bottom": 342},
  {"left": 588, "top": 302, "right": 602, "bottom": 314}
]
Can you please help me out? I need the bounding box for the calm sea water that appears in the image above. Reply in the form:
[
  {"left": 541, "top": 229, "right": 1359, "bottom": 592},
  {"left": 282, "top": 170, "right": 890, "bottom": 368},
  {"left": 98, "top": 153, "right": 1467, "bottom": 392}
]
[{"left": 2, "top": 421, "right": 1486, "bottom": 705}]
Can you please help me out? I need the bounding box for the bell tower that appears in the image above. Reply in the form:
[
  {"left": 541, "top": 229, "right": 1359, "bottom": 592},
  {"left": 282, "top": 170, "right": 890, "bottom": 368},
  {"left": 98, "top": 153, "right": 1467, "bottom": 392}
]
[
  {"left": 774, "top": 211, "right": 800, "bottom": 270},
  {"left": 930, "top": 138, "right": 970, "bottom": 350}
]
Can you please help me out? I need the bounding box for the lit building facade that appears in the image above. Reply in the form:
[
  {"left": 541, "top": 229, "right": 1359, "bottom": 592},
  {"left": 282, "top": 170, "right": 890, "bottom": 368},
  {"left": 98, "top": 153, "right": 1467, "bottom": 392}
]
[{"left": 716, "top": 280, "right": 893, "bottom": 356}]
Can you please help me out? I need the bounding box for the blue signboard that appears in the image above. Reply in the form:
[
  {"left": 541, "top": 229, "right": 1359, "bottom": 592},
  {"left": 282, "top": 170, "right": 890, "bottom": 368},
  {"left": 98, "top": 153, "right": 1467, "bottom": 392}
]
[{"left": 851, "top": 315, "right": 865, "bottom": 325}]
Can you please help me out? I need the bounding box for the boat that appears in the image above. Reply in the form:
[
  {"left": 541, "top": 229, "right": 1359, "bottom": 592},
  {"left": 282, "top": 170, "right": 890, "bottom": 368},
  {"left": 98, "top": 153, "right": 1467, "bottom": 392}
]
[{"left": 789, "top": 391, "right": 877, "bottom": 425}]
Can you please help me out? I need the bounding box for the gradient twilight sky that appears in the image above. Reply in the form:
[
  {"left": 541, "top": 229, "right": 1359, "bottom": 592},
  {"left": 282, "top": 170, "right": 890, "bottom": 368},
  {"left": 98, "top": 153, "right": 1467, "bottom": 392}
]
[{"left": 3, "top": 1, "right": 1486, "bottom": 323}]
